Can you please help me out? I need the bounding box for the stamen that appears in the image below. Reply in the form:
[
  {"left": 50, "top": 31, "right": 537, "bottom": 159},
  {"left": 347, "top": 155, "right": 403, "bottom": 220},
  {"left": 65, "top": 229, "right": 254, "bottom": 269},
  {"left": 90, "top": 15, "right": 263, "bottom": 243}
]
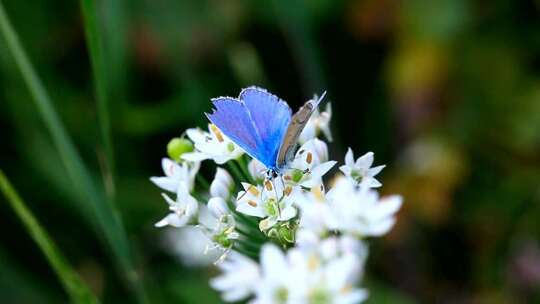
[
  {"left": 284, "top": 186, "right": 292, "bottom": 196},
  {"left": 210, "top": 124, "right": 224, "bottom": 142},
  {"left": 264, "top": 180, "right": 273, "bottom": 191},
  {"left": 247, "top": 185, "right": 259, "bottom": 196},
  {"left": 307, "top": 255, "right": 320, "bottom": 271},
  {"left": 311, "top": 186, "right": 324, "bottom": 202},
  {"left": 306, "top": 152, "right": 313, "bottom": 164},
  {"left": 248, "top": 200, "right": 258, "bottom": 207}
]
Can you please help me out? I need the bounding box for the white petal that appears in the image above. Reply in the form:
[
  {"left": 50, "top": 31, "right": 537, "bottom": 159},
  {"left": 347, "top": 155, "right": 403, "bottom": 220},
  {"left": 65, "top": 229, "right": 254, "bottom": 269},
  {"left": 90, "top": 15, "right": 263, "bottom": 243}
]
[
  {"left": 278, "top": 206, "right": 297, "bottom": 221},
  {"left": 150, "top": 177, "right": 178, "bottom": 193},
  {"left": 338, "top": 289, "right": 369, "bottom": 304},
  {"left": 222, "top": 288, "right": 252, "bottom": 302},
  {"left": 208, "top": 197, "right": 229, "bottom": 218},
  {"left": 367, "top": 217, "right": 396, "bottom": 236},
  {"left": 370, "top": 195, "right": 402, "bottom": 219},
  {"left": 311, "top": 160, "right": 337, "bottom": 178},
  {"left": 344, "top": 148, "right": 355, "bottom": 166},
  {"left": 181, "top": 152, "right": 210, "bottom": 162},
  {"left": 236, "top": 202, "right": 266, "bottom": 218},
  {"left": 339, "top": 165, "right": 352, "bottom": 176},
  {"left": 185, "top": 196, "right": 199, "bottom": 218},
  {"left": 368, "top": 165, "right": 385, "bottom": 176},
  {"left": 185, "top": 128, "right": 207, "bottom": 143},
  {"left": 160, "top": 193, "right": 176, "bottom": 206},
  {"left": 260, "top": 244, "right": 288, "bottom": 281},
  {"left": 355, "top": 152, "right": 374, "bottom": 169},
  {"left": 161, "top": 158, "right": 178, "bottom": 177},
  {"left": 155, "top": 213, "right": 188, "bottom": 227}
]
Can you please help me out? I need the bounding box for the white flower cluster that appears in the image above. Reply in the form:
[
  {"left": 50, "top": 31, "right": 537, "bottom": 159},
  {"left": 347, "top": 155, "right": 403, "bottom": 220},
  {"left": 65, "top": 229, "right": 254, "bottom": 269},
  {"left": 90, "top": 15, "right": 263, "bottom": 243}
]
[{"left": 151, "top": 100, "right": 402, "bottom": 303}]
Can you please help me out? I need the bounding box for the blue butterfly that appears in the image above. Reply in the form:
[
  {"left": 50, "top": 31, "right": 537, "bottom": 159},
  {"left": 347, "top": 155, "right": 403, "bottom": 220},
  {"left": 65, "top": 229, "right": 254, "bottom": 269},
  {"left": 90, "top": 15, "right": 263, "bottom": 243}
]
[{"left": 206, "top": 86, "right": 325, "bottom": 178}]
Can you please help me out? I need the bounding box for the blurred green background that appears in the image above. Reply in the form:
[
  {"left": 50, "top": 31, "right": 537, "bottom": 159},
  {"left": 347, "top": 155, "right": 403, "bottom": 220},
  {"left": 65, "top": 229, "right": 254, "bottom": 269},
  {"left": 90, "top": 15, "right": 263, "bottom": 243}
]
[{"left": 1, "top": 0, "right": 539, "bottom": 303}]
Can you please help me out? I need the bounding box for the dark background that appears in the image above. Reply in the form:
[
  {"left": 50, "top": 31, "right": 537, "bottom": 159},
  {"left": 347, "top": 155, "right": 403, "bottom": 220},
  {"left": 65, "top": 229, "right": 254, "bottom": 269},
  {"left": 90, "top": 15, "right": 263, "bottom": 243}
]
[{"left": 1, "top": 0, "right": 539, "bottom": 303}]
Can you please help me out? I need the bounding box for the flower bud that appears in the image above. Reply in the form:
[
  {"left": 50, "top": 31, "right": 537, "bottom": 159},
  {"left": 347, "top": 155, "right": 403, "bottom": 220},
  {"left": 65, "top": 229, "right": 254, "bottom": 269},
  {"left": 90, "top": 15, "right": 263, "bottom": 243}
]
[
  {"left": 210, "top": 168, "right": 234, "bottom": 200},
  {"left": 167, "top": 138, "right": 194, "bottom": 161}
]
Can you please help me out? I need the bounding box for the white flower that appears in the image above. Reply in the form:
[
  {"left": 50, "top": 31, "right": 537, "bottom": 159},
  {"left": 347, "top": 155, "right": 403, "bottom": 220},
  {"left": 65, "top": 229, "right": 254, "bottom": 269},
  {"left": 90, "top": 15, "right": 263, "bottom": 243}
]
[
  {"left": 210, "top": 168, "right": 234, "bottom": 200},
  {"left": 150, "top": 157, "right": 199, "bottom": 193},
  {"left": 155, "top": 184, "right": 198, "bottom": 228},
  {"left": 182, "top": 124, "right": 244, "bottom": 164},
  {"left": 210, "top": 251, "right": 261, "bottom": 302},
  {"left": 295, "top": 185, "right": 339, "bottom": 235},
  {"left": 284, "top": 139, "right": 336, "bottom": 189},
  {"left": 236, "top": 181, "right": 298, "bottom": 231},
  {"left": 250, "top": 242, "right": 367, "bottom": 304},
  {"left": 299, "top": 101, "right": 333, "bottom": 144},
  {"left": 294, "top": 252, "right": 368, "bottom": 304},
  {"left": 296, "top": 232, "right": 369, "bottom": 284},
  {"left": 198, "top": 197, "right": 239, "bottom": 256},
  {"left": 251, "top": 244, "right": 297, "bottom": 304},
  {"left": 339, "top": 149, "right": 385, "bottom": 188},
  {"left": 327, "top": 177, "right": 403, "bottom": 237}
]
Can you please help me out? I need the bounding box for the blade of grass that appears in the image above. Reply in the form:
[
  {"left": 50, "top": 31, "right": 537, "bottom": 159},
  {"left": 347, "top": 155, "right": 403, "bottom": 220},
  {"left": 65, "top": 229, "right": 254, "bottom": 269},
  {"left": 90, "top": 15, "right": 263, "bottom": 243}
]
[
  {"left": 0, "top": 170, "right": 99, "bottom": 304},
  {"left": 80, "top": 0, "right": 115, "bottom": 197},
  {"left": 0, "top": 3, "right": 146, "bottom": 302}
]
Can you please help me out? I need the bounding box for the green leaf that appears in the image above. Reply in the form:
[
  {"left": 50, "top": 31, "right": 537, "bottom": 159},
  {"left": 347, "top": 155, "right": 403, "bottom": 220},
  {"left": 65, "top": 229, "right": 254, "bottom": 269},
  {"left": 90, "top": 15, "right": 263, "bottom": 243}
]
[
  {"left": 80, "top": 0, "right": 115, "bottom": 196},
  {"left": 0, "top": 3, "right": 147, "bottom": 302},
  {"left": 0, "top": 170, "right": 99, "bottom": 304}
]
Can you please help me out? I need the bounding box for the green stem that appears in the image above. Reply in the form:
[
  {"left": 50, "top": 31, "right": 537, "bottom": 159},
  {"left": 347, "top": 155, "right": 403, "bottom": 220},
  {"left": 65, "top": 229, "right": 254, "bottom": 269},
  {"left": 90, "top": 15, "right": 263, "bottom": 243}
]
[
  {"left": 0, "top": 170, "right": 99, "bottom": 304},
  {"left": 236, "top": 157, "right": 255, "bottom": 184},
  {"left": 196, "top": 174, "right": 210, "bottom": 191},
  {"left": 226, "top": 162, "right": 246, "bottom": 186}
]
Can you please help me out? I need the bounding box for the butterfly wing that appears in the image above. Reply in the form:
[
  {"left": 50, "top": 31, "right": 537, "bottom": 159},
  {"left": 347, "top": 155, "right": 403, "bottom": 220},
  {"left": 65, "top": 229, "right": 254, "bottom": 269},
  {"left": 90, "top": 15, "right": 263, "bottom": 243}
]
[
  {"left": 276, "top": 92, "right": 326, "bottom": 169},
  {"left": 206, "top": 97, "right": 267, "bottom": 164},
  {"left": 240, "top": 87, "right": 292, "bottom": 168},
  {"left": 207, "top": 87, "right": 293, "bottom": 169}
]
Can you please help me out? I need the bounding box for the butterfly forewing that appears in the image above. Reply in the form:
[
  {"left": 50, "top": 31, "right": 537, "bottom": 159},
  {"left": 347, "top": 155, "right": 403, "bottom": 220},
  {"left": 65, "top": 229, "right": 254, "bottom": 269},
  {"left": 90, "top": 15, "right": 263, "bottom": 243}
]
[
  {"left": 240, "top": 87, "right": 292, "bottom": 167},
  {"left": 206, "top": 97, "right": 266, "bottom": 163}
]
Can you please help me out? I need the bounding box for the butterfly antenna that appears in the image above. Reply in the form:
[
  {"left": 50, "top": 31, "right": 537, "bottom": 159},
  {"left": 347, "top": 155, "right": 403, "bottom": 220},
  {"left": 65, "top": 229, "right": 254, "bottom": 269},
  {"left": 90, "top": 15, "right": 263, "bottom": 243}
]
[
  {"left": 312, "top": 90, "right": 327, "bottom": 108},
  {"left": 237, "top": 190, "right": 248, "bottom": 202}
]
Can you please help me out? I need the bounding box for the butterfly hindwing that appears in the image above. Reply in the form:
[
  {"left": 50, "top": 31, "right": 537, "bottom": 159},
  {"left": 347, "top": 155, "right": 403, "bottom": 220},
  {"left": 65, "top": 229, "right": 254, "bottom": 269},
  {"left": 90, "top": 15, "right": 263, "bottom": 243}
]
[
  {"left": 240, "top": 87, "right": 292, "bottom": 168},
  {"left": 276, "top": 93, "right": 325, "bottom": 169}
]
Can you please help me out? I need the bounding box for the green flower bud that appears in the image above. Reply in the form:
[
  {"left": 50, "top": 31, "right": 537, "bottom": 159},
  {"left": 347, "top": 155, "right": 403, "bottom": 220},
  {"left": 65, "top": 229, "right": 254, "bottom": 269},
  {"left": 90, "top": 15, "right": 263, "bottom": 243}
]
[
  {"left": 278, "top": 225, "right": 294, "bottom": 243},
  {"left": 265, "top": 221, "right": 297, "bottom": 246},
  {"left": 291, "top": 169, "right": 304, "bottom": 183},
  {"left": 167, "top": 138, "right": 194, "bottom": 161}
]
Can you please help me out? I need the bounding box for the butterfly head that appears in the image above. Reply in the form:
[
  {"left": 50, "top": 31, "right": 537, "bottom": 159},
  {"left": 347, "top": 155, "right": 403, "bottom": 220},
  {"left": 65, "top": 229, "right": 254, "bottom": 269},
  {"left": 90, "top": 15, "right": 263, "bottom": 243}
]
[{"left": 264, "top": 168, "right": 279, "bottom": 180}]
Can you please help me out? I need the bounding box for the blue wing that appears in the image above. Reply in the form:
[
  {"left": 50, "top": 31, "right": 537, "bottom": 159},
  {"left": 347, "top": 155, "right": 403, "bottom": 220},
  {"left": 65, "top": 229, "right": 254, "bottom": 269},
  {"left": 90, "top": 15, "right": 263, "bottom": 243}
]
[
  {"left": 240, "top": 87, "right": 292, "bottom": 167},
  {"left": 206, "top": 87, "right": 292, "bottom": 169}
]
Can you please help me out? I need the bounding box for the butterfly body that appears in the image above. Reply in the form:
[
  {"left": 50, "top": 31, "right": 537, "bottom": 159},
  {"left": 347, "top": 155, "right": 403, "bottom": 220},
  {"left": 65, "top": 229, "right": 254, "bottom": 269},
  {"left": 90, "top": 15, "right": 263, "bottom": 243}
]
[{"left": 206, "top": 87, "right": 324, "bottom": 176}]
